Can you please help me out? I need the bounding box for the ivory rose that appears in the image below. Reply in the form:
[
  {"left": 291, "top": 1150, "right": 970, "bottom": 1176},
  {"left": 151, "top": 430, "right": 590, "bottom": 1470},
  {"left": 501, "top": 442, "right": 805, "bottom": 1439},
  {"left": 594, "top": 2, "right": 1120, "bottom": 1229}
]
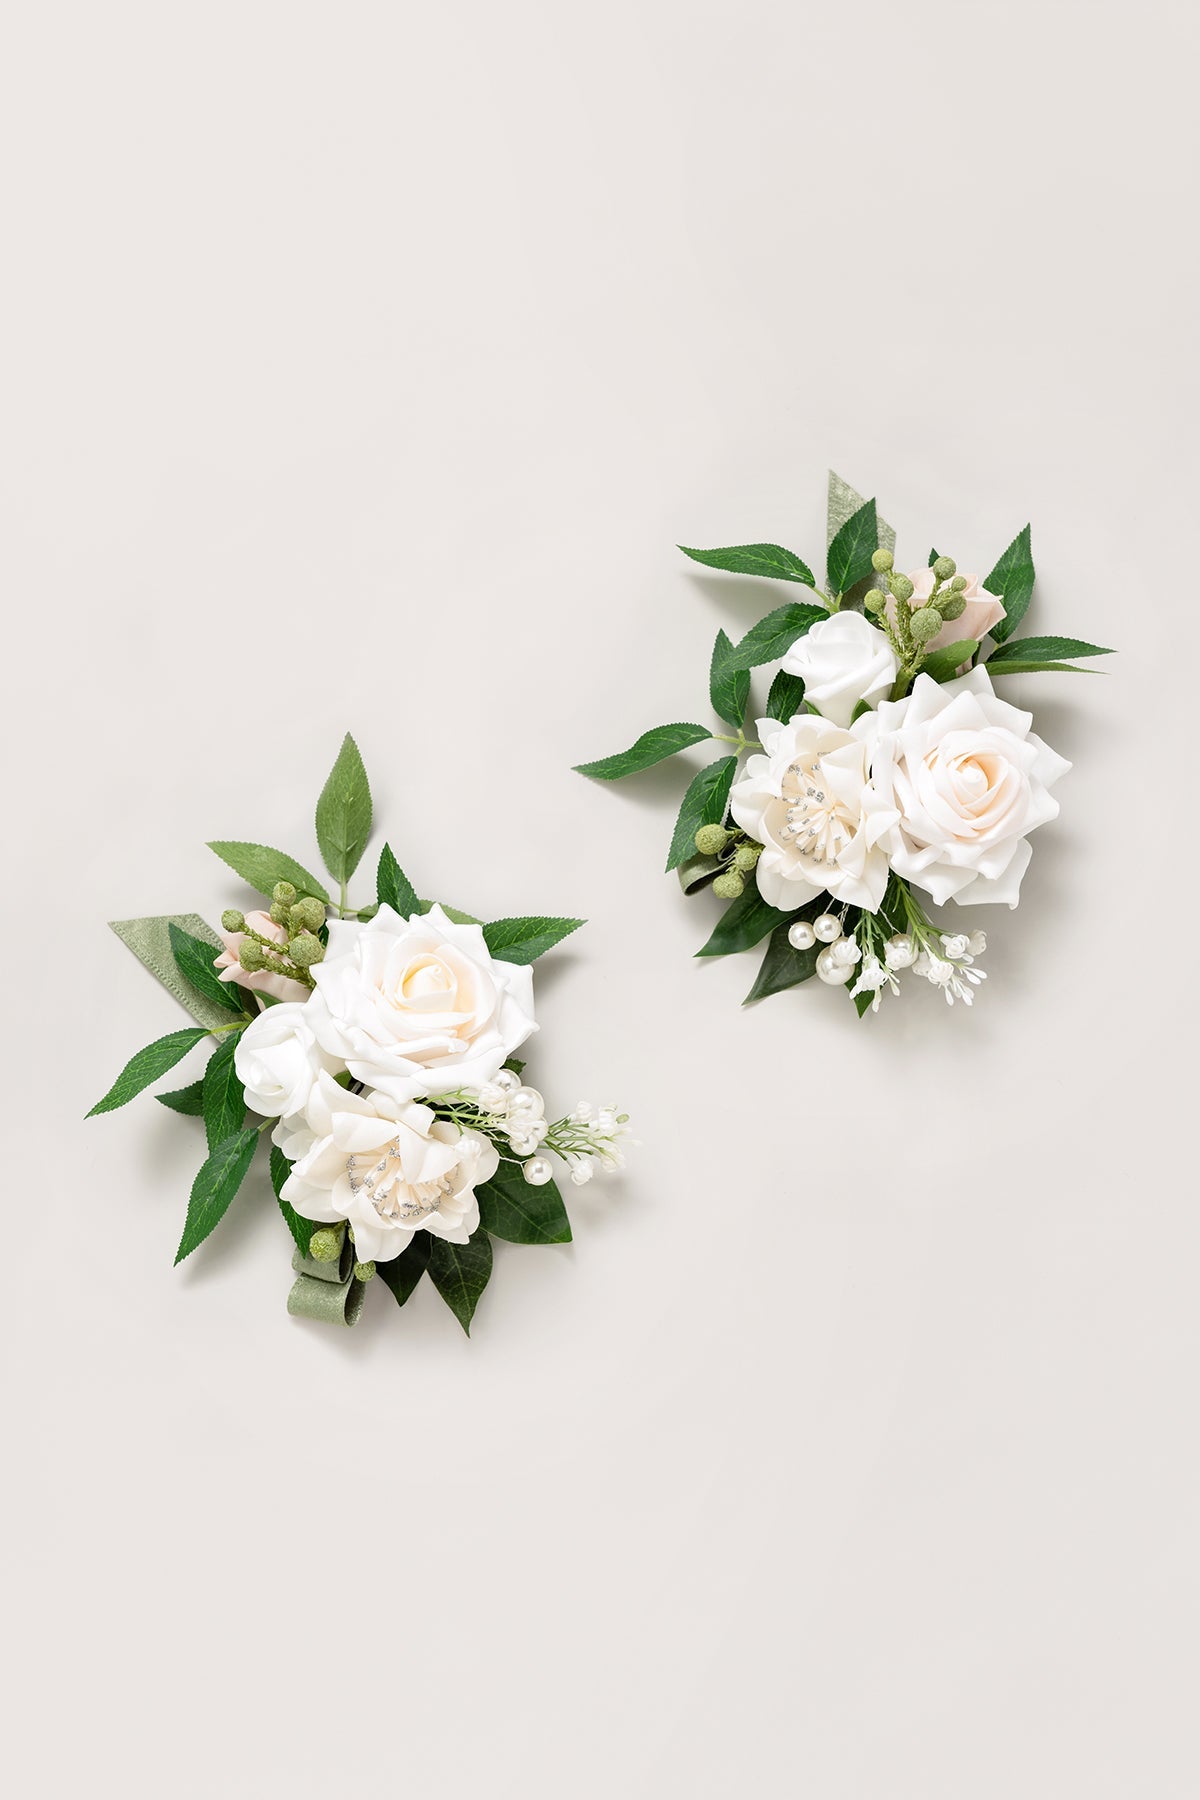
[
  {"left": 860, "top": 668, "right": 1070, "bottom": 907},
  {"left": 781, "top": 610, "right": 899, "bottom": 728},
  {"left": 215, "top": 910, "right": 310, "bottom": 1005},
  {"left": 887, "top": 569, "right": 1006, "bottom": 654},
  {"left": 280, "top": 1072, "right": 499, "bottom": 1262},
  {"left": 234, "top": 1002, "right": 331, "bottom": 1119},
  {"left": 307, "top": 904, "right": 537, "bottom": 1102},
  {"left": 730, "top": 713, "right": 888, "bottom": 912}
]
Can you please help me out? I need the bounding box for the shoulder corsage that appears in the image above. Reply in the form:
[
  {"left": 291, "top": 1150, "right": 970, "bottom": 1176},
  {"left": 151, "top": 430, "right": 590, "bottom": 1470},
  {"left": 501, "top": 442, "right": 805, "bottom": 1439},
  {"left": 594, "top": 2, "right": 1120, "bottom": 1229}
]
[
  {"left": 576, "top": 472, "right": 1112, "bottom": 1014},
  {"left": 89, "top": 737, "right": 632, "bottom": 1331}
]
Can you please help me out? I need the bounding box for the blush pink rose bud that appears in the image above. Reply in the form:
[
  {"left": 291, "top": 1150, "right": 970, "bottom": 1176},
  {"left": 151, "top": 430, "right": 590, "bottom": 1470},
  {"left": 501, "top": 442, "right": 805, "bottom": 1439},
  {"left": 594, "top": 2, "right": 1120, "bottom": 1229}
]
[{"left": 887, "top": 568, "right": 1006, "bottom": 655}]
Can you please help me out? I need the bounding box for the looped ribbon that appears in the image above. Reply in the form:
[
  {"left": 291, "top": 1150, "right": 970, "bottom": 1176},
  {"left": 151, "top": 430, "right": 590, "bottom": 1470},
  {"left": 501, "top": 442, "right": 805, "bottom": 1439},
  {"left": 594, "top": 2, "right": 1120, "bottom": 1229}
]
[{"left": 287, "top": 1235, "right": 367, "bottom": 1328}]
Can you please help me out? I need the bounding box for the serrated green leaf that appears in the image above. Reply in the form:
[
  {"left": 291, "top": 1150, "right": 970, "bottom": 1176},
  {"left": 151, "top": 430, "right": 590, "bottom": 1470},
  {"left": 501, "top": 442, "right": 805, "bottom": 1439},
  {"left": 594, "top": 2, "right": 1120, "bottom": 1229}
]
[
  {"left": 88, "top": 1027, "right": 210, "bottom": 1117},
  {"left": 315, "top": 733, "right": 372, "bottom": 885},
  {"left": 202, "top": 1032, "right": 246, "bottom": 1150},
  {"left": 983, "top": 524, "right": 1035, "bottom": 643},
  {"left": 696, "top": 882, "right": 794, "bottom": 958},
  {"left": 827, "top": 498, "right": 878, "bottom": 597},
  {"left": 709, "top": 629, "right": 750, "bottom": 728},
  {"left": 920, "top": 639, "right": 979, "bottom": 683},
  {"left": 665, "top": 756, "right": 737, "bottom": 873},
  {"left": 988, "top": 635, "right": 1113, "bottom": 663},
  {"left": 744, "top": 913, "right": 821, "bottom": 1001},
  {"left": 725, "top": 602, "right": 826, "bottom": 672},
  {"left": 175, "top": 1127, "right": 259, "bottom": 1264},
  {"left": 482, "top": 916, "right": 585, "bottom": 964},
  {"left": 156, "top": 1079, "right": 206, "bottom": 1116},
  {"left": 827, "top": 472, "right": 895, "bottom": 557},
  {"left": 269, "top": 1145, "right": 315, "bottom": 1256},
  {"left": 477, "top": 1163, "right": 572, "bottom": 1245},
  {"left": 574, "top": 722, "right": 712, "bottom": 780},
  {"left": 418, "top": 900, "right": 483, "bottom": 925},
  {"left": 765, "top": 669, "right": 805, "bottom": 722},
  {"left": 376, "top": 842, "right": 420, "bottom": 919},
  {"left": 377, "top": 1234, "right": 431, "bottom": 1308},
  {"left": 426, "top": 1229, "right": 493, "bottom": 1334},
  {"left": 676, "top": 851, "right": 723, "bottom": 895},
  {"left": 207, "top": 842, "right": 330, "bottom": 904},
  {"left": 679, "top": 542, "right": 816, "bottom": 585},
  {"left": 168, "top": 922, "right": 244, "bottom": 1018},
  {"left": 984, "top": 659, "right": 1092, "bottom": 674}
]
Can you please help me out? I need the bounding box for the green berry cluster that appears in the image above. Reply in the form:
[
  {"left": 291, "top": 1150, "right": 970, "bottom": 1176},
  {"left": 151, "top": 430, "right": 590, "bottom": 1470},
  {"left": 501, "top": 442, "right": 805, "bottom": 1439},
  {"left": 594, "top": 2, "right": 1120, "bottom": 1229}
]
[
  {"left": 693, "top": 823, "right": 761, "bottom": 900},
  {"left": 224, "top": 881, "right": 328, "bottom": 988},
  {"left": 864, "top": 548, "right": 970, "bottom": 691}
]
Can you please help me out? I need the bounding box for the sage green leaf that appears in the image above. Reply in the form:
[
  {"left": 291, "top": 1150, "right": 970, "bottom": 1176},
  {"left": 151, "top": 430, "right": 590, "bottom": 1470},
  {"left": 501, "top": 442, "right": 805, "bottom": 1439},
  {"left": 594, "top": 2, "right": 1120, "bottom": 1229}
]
[
  {"left": 206, "top": 842, "right": 330, "bottom": 904},
  {"left": 419, "top": 900, "right": 483, "bottom": 925},
  {"left": 679, "top": 543, "right": 816, "bottom": 585},
  {"left": 725, "top": 602, "right": 826, "bottom": 671},
  {"left": 156, "top": 1079, "right": 206, "bottom": 1116},
  {"left": 315, "top": 733, "right": 372, "bottom": 885},
  {"left": 984, "top": 658, "right": 1092, "bottom": 674},
  {"left": 168, "top": 921, "right": 244, "bottom": 1018},
  {"left": 827, "top": 498, "right": 878, "bottom": 597},
  {"left": 677, "top": 850, "right": 723, "bottom": 895},
  {"left": 766, "top": 669, "right": 805, "bottom": 722},
  {"left": 697, "top": 884, "right": 793, "bottom": 958},
  {"left": 269, "top": 1144, "right": 315, "bottom": 1256},
  {"left": 377, "top": 1235, "right": 431, "bottom": 1308},
  {"left": 920, "top": 639, "right": 978, "bottom": 683},
  {"left": 175, "top": 1126, "right": 259, "bottom": 1264},
  {"left": 983, "top": 525, "right": 1035, "bottom": 643},
  {"left": 574, "top": 722, "right": 712, "bottom": 780},
  {"left": 88, "top": 1027, "right": 210, "bottom": 1117},
  {"left": 477, "top": 1163, "right": 572, "bottom": 1245},
  {"left": 988, "top": 635, "right": 1113, "bottom": 663},
  {"left": 827, "top": 471, "right": 895, "bottom": 556},
  {"left": 202, "top": 1032, "right": 246, "bottom": 1150},
  {"left": 376, "top": 842, "right": 420, "bottom": 919},
  {"left": 744, "top": 915, "right": 821, "bottom": 1002},
  {"left": 110, "top": 914, "right": 238, "bottom": 1032},
  {"left": 710, "top": 629, "right": 750, "bottom": 728},
  {"left": 665, "top": 756, "right": 737, "bottom": 872},
  {"left": 482, "top": 916, "right": 585, "bottom": 964},
  {"left": 426, "top": 1229, "right": 493, "bottom": 1334}
]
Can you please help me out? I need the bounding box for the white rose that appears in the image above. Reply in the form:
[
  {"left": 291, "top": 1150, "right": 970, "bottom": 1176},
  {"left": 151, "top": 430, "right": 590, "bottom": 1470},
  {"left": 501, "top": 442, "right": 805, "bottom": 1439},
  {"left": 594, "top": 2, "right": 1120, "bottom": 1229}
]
[
  {"left": 307, "top": 903, "right": 536, "bottom": 1102},
  {"left": 234, "top": 1002, "right": 331, "bottom": 1119},
  {"left": 781, "top": 610, "right": 899, "bottom": 728},
  {"left": 729, "top": 713, "right": 888, "bottom": 912},
  {"left": 281, "top": 1071, "right": 499, "bottom": 1261},
  {"left": 860, "top": 668, "right": 1070, "bottom": 907}
]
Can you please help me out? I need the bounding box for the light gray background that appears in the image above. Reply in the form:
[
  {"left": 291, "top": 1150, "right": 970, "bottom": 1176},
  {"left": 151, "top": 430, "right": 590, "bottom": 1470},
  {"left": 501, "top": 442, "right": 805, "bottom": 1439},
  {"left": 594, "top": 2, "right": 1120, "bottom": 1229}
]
[{"left": 3, "top": 2, "right": 1196, "bottom": 1794}]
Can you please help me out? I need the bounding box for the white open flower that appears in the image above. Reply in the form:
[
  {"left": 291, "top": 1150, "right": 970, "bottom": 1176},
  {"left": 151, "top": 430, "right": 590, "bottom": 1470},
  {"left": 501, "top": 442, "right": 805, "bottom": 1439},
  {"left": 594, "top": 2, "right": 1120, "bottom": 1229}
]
[
  {"left": 234, "top": 1002, "right": 331, "bottom": 1120},
  {"left": 281, "top": 1072, "right": 499, "bottom": 1262},
  {"left": 781, "top": 611, "right": 899, "bottom": 728},
  {"left": 307, "top": 903, "right": 537, "bottom": 1102},
  {"left": 860, "top": 668, "right": 1070, "bottom": 907},
  {"left": 729, "top": 713, "right": 888, "bottom": 912}
]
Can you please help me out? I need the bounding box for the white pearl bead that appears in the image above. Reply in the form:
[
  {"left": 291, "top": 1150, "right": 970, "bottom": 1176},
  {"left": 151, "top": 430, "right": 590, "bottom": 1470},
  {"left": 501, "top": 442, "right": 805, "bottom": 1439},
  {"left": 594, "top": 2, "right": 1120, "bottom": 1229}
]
[
  {"left": 508, "top": 1133, "right": 538, "bottom": 1156},
  {"left": 814, "top": 913, "right": 842, "bottom": 943},
  {"left": 831, "top": 936, "right": 861, "bottom": 966},
  {"left": 491, "top": 1069, "right": 521, "bottom": 1094},
  {"left": 508, "top": 1085, "right": 545, "bottom": 1117},
  {"left": 787, "top": 920, "right": 816, "bottom": 950},
  {"left": 884, "top": 933, "right": 917, "bottom": 970},
  {"left": 816, "top": 947, "right": 854, "bottom": 985},
  {"left": 522, "top": 1156, "right": 554, "bottom": 1186}
]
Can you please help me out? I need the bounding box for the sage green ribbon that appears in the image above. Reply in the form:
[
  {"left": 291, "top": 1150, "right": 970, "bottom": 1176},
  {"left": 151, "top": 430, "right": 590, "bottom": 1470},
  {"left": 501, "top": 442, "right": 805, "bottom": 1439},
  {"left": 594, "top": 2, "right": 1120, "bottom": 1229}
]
[
  {"left": 109, "top": 913, "right": 233, "bottom": 1031},
  {"left": 287, "top": 1239, "right": 367, "bottom": 1328}
]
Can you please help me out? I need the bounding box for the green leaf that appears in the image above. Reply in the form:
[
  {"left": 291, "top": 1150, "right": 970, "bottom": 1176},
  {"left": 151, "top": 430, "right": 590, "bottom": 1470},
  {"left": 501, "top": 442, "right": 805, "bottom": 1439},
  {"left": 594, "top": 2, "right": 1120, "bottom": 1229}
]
[
  {"left": 482, "top": 916, "right": 585, "bottom": 964},
  {"left": 920, "top": 639, "right": 978, "bottom": 683},
  {"left": 269, "top": 1144, "right": 315, "bottom": 1256},
  {"left": 849, "top": 698, "right": 873, "bottom": 723},
  {"left": 724, "top": 602, "right": 826, "bottom": 671},
  {"left": 376, "top": 842, "right": 420, "bottom": 919},
  {"left": 828, "top": 471, "right": 895, "bottom": 557},
  {"left": 426, "top": 1229, "right": 494, "bottom": 1334},
  {"left": 678, "top": 543, "right": 816, "bottom": 586},
  {"left": 315, "top": 733, "right": 373, "bottom": 885},
  {"left": 765, "top": 669, "right": 805, "bottom": 722},
  {"left": 676, "top": 850, "right": 723, "bottom": 895},
  {"left": 377, "top": 1234, "right": 431, "bottom": 1308},
  {"left": 168, "top": 921, "right": 244, "bottom": 1018},
  {"left": 988, "top": 635, "right": 1113, "bottom": 663},
  {"left": 665, "top": 756, "right": 737, "bottom": 873},
  {"left": 418, "top": 900, "right": 483, "bottom": 926},
  {"left": 574, "top": 722, "right": 712, "bottom": 781},
  {"left": 207, "top": 842, "right": 330, "bottom": 904},
  {"left": 709, "top": 629, "right": 750, "bottom": 728},
  {"left": 156, "top": 1079, "right": 206, "bottom": 1116},
  {"left": 697, "top": 883, "right": 793, "bottom": 958},
  {"left": 827, "top": 498, "right": 878, "bottom": 597},
  {"left": 202, "top": 1032, "right": 246, "bottom": 1150},
  {"left": 928, "top": 547, "right": 940, "bottom": 567},
  {"left": 984, "top": 658, "right": 1093, "bottom": 674},
  {"left": 852, "top": 988, "right": 876, "bottom": 1018},
  {"left": 88, "top": 1027, "right": 210, "bottom": 1117},
  {"left": 477, "top": 1164, "right": 572, "bottom": 1245},
  {"left": 744, "top": 915, "right": 821, "bottom": 1002},
  {"left": 983, "top": 524, "right": 1035, "bottom": 643},
  {"left": 175, "top": 1127, "right": 259, "bottom": 1264}
]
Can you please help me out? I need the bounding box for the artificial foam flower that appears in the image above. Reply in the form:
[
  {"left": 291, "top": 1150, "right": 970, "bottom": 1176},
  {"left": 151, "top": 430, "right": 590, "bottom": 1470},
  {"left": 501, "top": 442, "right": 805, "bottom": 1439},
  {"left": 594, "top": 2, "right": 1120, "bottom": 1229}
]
[
  {"left": 886, "top": 568, "right": 1005, "bottom": 656},
  {"left": 215, "top": 910, "right": 311, "bottom": 1005},
  {"left": 781, "top": 609, "right": 899, "bottom": 727}
]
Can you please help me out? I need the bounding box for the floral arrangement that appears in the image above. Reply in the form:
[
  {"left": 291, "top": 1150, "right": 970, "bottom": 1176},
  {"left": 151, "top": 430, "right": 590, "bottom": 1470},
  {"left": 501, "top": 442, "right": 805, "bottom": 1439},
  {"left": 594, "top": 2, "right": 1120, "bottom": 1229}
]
[
  {"left": 576, "top": 472, "right": 1112, "bottom": 1014},
  {"left": 88, "top": 736, "right": 631, "bottom": 1330}
]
